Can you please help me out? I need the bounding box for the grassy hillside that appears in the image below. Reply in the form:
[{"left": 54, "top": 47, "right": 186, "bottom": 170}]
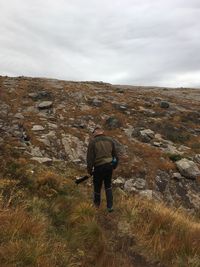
[
  {"left": 0, "top": 151, "right": 200, "bottom": 267},
  {"left": 1, "top": 76, "right": 200, "bottom": 266}
]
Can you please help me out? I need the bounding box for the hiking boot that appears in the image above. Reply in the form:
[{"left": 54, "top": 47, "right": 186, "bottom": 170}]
[{"left": 107, "top": 207, "right": 114, "bottom": 213}]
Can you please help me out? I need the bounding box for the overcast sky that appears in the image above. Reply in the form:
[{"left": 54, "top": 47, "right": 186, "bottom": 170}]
[{"left": 0, "top": 0, "right": 200, "bottom": 87}]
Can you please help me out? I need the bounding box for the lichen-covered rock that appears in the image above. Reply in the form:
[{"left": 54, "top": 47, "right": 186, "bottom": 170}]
[
  {"left": 193, "top": 154, "right": 200, "bottom": 164},
  {"left": 62, "top": 134, "right": 87, "bottom": 163},
  {"left": 14, "top": 113, "right": 24, "bottom": 119},
  {"left": 112, "top": 177, "right": 125, "bottom": 188},
  {"left": 139, "top": 190, "right": 162, "bottom": 201},
  {"left": 172, "top": 172, "right": 183, "bottom": 180},
  {"left": 124, "top": 178, "right": 146, "bottom": 193},
  {"left": 176, "top": 158, "right": 200, "bottom": 179},
  {"left": 38, "top": 101, "right": 53, "bottom": 109},
  {"left": 139, "top": 129, "right": 155, "bottom": 142}
]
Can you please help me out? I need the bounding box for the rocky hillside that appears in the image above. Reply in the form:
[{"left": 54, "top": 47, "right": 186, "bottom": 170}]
[
  {"left": 0, "top": 75, "right": 200, "bottom": 267},
  {"left": 0, "top": 75, "right": 200, "bottom": 213}
]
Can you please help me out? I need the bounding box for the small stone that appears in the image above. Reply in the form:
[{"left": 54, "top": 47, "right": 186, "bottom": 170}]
[
  {"left": 140, "top": 129, "right": 155, "bottom": 139},
  {"left": 153, "top": 142, "right": 162, "bottom": 147},
  {"left": 105, "top": 117, "right": 122, "bottom": 129},
  {"left": 124, "top": 179, "right": 137, "bottom": 193},
  {"left": 139, "top": 190, "right": 162, "bottom": 201},
  {"left": 172, "top": 172, "right": 183, "bottom": 180},
  {"left": 160, "top": 101, "right": 170, "bottom": 108},
  {"left": 91, "top": 98, "right": 102, "bottom": 107},
  {"left": 48, "top": 123, "right": 58, "bottom": 129},
  {"left": 38, "top": 101, "right": 53, "bottom": 109},
  {"left": 14, "top": 113, "right": 24, "bottom": 119},
  {"left": 194, "top": 154, "right": 200, "bottom": 164},
  {"left": 32, "top": 125, "right": 45, "bottom": 131},
  {"left": 113, "top": 177, "right": 125, "bottom": 188},
  {"left": 133, "top": 178, "right": 146, "bottom": 190}
]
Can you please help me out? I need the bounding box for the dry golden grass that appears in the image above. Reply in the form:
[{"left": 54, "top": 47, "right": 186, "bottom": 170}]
[
  {"left": 0, "top": 207, "right": 49, "bottom": 266},
  {"left": 35, "top": 171, "right": 62, "bottom": 190},
  {"left": 0, "top": 155, "right": 200, "bottom": 267},
  {"left": 117, "top": 195, "right": 200, "bottom": 266},
  {"left": 70, "top": 202, "right": 96, "bottom": 225}
]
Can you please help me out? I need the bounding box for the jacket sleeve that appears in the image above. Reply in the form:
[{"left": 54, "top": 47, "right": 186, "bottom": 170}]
[
  {"left": 87, "top": 140, "right": 95, "bottom": 174},
  {"left": 112, "top": 140, "right": 119, "bottom": 169}
]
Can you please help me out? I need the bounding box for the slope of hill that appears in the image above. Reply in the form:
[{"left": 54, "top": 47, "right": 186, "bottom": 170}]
[{"left": 0, "top": 75, "right": 200, "bottom": 266}]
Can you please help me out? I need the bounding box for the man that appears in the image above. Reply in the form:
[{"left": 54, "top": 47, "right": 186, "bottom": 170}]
[{"left": 87, "top": 126, "right": 118, "bottom": 212}]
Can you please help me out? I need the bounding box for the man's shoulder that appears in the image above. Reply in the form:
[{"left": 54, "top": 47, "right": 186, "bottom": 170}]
[{"left": 95, "top": 135, "right": 114, "bottom": 143}]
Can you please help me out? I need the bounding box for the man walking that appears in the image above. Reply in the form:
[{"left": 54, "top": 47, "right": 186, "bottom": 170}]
[{"left": 87, "top": 126, "right": 118, "bottom": 212}]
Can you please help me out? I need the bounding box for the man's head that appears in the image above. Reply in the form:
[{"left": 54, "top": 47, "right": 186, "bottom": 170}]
[{"left": 92, "top": 126, "right": 104, "bottom": 137}]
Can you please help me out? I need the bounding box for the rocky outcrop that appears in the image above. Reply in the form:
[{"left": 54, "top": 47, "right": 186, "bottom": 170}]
[
  {"left": 176, "top": 158, "right": 200, "bottom": 179},
  {"left": 61, "top": 134, "right": 87, "bottom": 163},
  {"left": 124, "top": 178, "right": 146, "bottom": 193}
]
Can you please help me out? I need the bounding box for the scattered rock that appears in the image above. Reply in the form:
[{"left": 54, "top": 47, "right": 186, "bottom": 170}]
[
  {"left": 29, "top": 91, "right": 52, "bottom": 100},
  {"left": 113, "top": 102, "right": 128, "bottom": 111},
  {"left": 187, "top": 190, "right": 200, "bottom": 211},
  {"left": 89, "top": 98, "right": 103, "bottom": 107},
  {"left": 14, "top": 113, "right": 24, "bottom": 119},
  {"left": 31, "top": 157, "right": 53, "bottom": 164},
  {"left": 48, "top": 123, "right": 58, "bottom": 129},
  {"left": 172, "top": 172, "right": 183, "bottom": 180},
  {"left": 62, "top": 134, "right": 87, "bottom": 163},
  {"left": 124, "top": 179, "right": 137, "bottom": 193},
  {"left": 105, "top": 117, "right": 122, "bottom": 129},
  {"left": 193, "top": 154, "right": 200, "bottom": 164},
  {"left": 38, "top": 101, "right": 53, "bottom": 109},
  {"left": 160, "top": 101, "right": 170, "bottom": 108},
  {"left": 139, "top": 190, "right": 162, "bottom": 201},
  {"left": 153, "top": 142, "right": 162, "bottom": 147},
  {"left": 155, "top": 174, "right": 169, "bottom": 193},
  {"left": 176, "top": 158, "right": 200, "bottom": 179},
  {"left": 163, "top": 144, "right": 184, "bottom": 155},
  {"left": 113, "top": 177, "right": 125, "bottom": 188},
  {"left": 29, "top": 146, "right": 43, "bottom": 157},
  {"left": 124, "top": 178, "right": 146, "bottom": 193},
  {"left": 32, "top": 125, "right": 45, "bottom": 131},
  {"left": 1, "top": 76, "right": 200, "bottom": 214},
  {"left": 139, "top": 129, "right": 155, "bottom": 143},
  {"left": 133, "top": 178, "right": 146, "bottom": 190}
]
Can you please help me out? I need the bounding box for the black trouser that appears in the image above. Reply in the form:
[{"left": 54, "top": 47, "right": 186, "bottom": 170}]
[{"left": 93, "top": 163, "right": 113, "bottom": 209}]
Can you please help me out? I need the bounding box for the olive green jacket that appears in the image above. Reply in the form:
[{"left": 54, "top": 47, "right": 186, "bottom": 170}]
[{"left": 87, "top": 134, "right": 118, "bottom": 174}]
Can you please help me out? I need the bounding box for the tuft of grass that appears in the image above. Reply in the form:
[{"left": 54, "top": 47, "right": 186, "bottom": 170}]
[
  {"left": 70, "top": 202, "right": 96, "bottom": 225},
  {"left": 35, "top": 171, "right": 62, "bottom": 191},
  {"left": 117, "top": 195, "right": 200, "bottom": 266},
  {"left": 50, "top": 195, "right": 75, "bottom": 227},
  {"left": 0, "top": 208, "right": 49, "bottom": 266}
]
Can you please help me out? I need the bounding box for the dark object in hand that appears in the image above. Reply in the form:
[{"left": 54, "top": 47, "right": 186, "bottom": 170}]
[
  {"left": 111, "top": 157, "right": 118, "bottom": 169},
  {"left": 75, "top": 175, "right": 90, "bottom": 184}
]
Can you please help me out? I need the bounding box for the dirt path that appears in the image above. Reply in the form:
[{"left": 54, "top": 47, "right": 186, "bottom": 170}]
[{"left": 96, "top": 209, "right": 165, "bottom": 267}]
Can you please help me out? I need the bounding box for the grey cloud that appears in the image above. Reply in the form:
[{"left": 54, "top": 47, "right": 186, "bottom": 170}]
[{"left": 0, "top": 0, "right": 200, "bottom": 87}]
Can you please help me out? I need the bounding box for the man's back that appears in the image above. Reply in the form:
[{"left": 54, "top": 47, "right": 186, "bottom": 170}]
[{"left": 87, "top": 134, "right": 118, "bottom": 173}]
